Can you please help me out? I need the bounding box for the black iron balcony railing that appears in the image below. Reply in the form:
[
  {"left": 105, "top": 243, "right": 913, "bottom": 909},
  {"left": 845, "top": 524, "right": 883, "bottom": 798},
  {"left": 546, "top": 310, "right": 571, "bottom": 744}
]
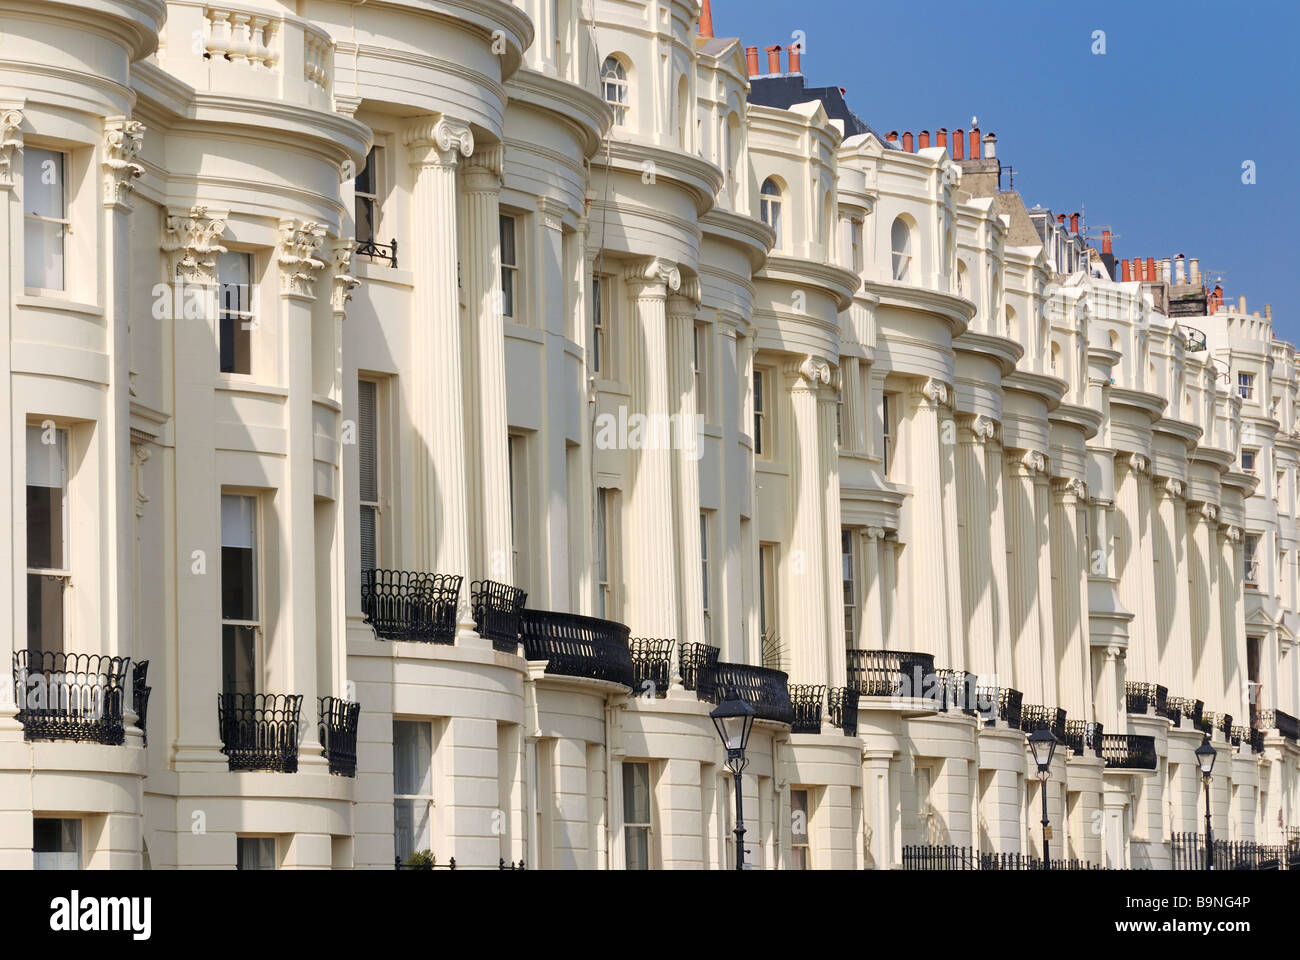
[
  {"left": 1230, "top": 724, "right": 1247, "bottom": 748},
  {"left": 471, "top": 580, "right": 527, "bottom": 653},
  {"left": 789, "top": 684, "right": 826, "bottom": 733},
  {"left": 1102, "top": 733, "right": 1158, "bottom": 770},
  {"left": 133, "top": 659, "right": 151, "bottom": 746},
  {"left": 1020, "top": 704, "right": 1067, "bottom": 741},
  {"left": 1215, "top": 713, "right": 1233, "bottom": 739},
  {"left": 935, "top": 669, "right": 978, "bottom": 716},
  {"left": 901, "top": 845, "right": 1099, "bottom": 871},
  {"left": 1126, "top": 681, "right": 1168, "bottom": 716},
  {"left": 362, "top": 569, "right": 461, "bottom": 643},
  {"left": 679, "top": 642, "right": 720, "bottom": 699},
  {"left": 13, "top": 651, "right": 129, "bottom": 745},
  {"left": 707, "top": 663, "right": 795, "bottom": 724},
  {"left": 628, "top": 638, "right": 674, "bottom": 698},
  {"left": 318, "top": 696, "right": 360, "bottom": 777},
  {"left": 1167, "top": 696, "right": 1205, "bottom": 731},
  {"left": 975, "top": 685, "right": 1023, "bottom": 727},
  {"left": 828, "top": 687, "right": 860, "bottom": 737},
  {"left": 217, "top": 692, "right": 303, "bottom": 773},
  {"left": 1171, "top": 834, "right": 1294, "bottom": 871},
  {"left": 356, "top": 236, "right": 398, "bottom": 268},
  {"left": 1064, "top": 719, "right": 1104, "bottom": 758},
  {"left": 1260, "top": 708, "right": 1300, "bottom": 742},
  {"left": 845, "top": 649, "right": 937, "bottom": 700},
  {"left": 1250, "top": 727, "right": 1265, "bottom": 754},
  {"left": 518, "top": 608, "right": 635, "bottom": 689}
]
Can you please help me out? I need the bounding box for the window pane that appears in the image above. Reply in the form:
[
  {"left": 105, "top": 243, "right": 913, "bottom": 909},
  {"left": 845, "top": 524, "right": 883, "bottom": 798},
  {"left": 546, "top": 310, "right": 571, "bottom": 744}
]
[
  {"left": 355, "top": 196, "right": 376, "bottom": 241},
  {"left": 237, "top": 837, "right": 275, "bottom": 870},
  {"left": 27, "top": 486, "right": 63, "bottom": 570},
  {"left": 25, "top": 218, "right": 64, "bottom": 290},
  {"left": 33, "top": 818, "right": 80, "bottom": 870},
  {"left": 221, "top": 625, "right": 256, "bottom": 696},
  {"left": 625, "top": 825, "right": 650, "bottom": 870},
  {"left": 358, "top": 380, "right": 378, "bottom": 502},
  {"left": 791, "top": 790, "right": 809, "bottom": 840},
  {"left": 24, "top": 148, "right": 64, "bottom": 218},
  {"left": 623, "top": 762, "right": 650, "bottom": 824},
  {"left": 217, "top": 253, "right": 252, "bottom": 375},
  {"left": 27, "top": 574, "right": 65, "bottom": 653},
  {"left": 394, "top": 799, "right": 431, "bottom": 863},
  {"left": 360, "top": 505, "right": 377, "bottom": 573},
  {"left": 393, "top": 721, "right": 432, "bottom": 796},
  {"left": 221, "top": 546, "right": 256, "bottom": 621}
]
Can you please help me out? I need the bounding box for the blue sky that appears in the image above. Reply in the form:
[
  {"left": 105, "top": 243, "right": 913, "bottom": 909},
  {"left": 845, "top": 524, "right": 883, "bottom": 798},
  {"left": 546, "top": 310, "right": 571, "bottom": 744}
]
[{"left": 722, "top": 0, "right": 1300, "bottom": 341}]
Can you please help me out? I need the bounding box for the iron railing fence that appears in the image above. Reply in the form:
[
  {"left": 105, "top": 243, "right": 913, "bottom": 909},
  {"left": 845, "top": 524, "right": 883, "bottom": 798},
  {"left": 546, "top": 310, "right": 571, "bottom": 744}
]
[
  {"left": 901, "top": 845, "right": 1099, "bottom": 871},
  {"left": 628, "top": 638, "right": 674, "bottom": 698},
  {"left": 1064, "top": 719, "right": 1104, "bottom": 758},
  {"left": 789, "top": 684, "right": 826, "bottom": 733},
  {"left": 318, "top": 696, "right": 360, "bottom": 777},
  {"left": 1126, "top": 681, "right": 1168, "bottom": 716},
  {"left": 13, "top": 651, "right": 130, "bottom": 745},
  {"left": 845, "top": 649, "right": 937, "bottom": 701},
  {"left": 361, "top": 569, "right": 461, "bottom": 643},
  {"left": 828, "top": 687, "right": 860, "bottom": 737},
  {"left": 518, "top": 609, "right": 635, "bottom": 689},
  {"left": 217, "top": 692, "right": 302, "bottom": 773},
  {"left": 471, "top": 580, "right": 527, "bottom": 652},
  {"left": 133, "top": 659, "right": 151, "bottom": 746},
  {"left": 1102, "top": 733, "right": 1158, "bottom": 770},
  {"left": 678, "top": 642, "right": 720, "bottom": 699}
]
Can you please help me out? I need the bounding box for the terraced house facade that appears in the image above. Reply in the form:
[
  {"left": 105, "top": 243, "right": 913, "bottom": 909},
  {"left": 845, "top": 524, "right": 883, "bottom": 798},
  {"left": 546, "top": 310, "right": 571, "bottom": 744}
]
[{"left": 1, "top": 0, "right": 1296, "bottom": 870}]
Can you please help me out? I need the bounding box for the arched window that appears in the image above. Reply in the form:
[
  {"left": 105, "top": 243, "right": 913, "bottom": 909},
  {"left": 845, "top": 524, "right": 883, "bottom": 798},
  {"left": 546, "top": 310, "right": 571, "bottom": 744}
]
[
  {"left": 724, "top": 113, "right": 741, "bottom": 203},
  {"left": 1050, "top": 341, "right": 1061, "bottom": 374},
  {"left": 821, "top": 190, "right": 833, "bottom": 254},
  {"left": 601, "top": 56, "right": 629, "bottom": 125},
  {"left": 760, "top": 178, "right": 783, "bottom": 248},
  {"left": 676, "top": 75, "right": 689, "bottom": 148},
  {"left": 956, "top": 260, "right": 969, "bottom": 297},
  {"left": 1004, "top": 304, "right": 1017, "bottom": 340},
  {"left": 890, "top": 217, "right": 912, "bottom": 282}
]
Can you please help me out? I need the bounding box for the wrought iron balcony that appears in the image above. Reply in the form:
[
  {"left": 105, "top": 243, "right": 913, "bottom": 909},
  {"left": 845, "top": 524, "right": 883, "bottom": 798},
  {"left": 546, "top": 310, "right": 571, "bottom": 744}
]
[
  {"left": 1250, "top": 727, "right": 1265, "bottom": 753},
  {"left": 902, "top": 845, "right": 1099, "bottom": 870},
  {"left": 318, "top": 696, "right": 360, "bottom": 777},
  {"left": 828, "top": 687, "right": 860, "bottom": 737},
  {"left": 707, "top": 663, "right": 795, "bottom": 724},
  {"left": 1101, "top": 733, "right": 1157, "bottom": 770},
  {"left": 678, "top": 641, "right": 720, "bottom": 699},
  {"left": 976, "top": 684, "right": 1023, "bottom": 727},
  {"left": 1167, "top": 695, "right": 1204, "bottom": 731},
  {"left": 217, "top": 692, "right": 303, "bottom": 773},
  {"left": 1064, "top": 719, "right": 1104, "bottom": 758},
  {"left": 789, "top": 684, "right": 826, "bottom": 733},
  {"left": 362, "top": 569, "right": 461, "bottom": 643},
  {"left": 845, "top": 649, "right": 937, "bottom": 701},
  {"left": 356, "top": 236, "right": 398, "bottom": 268},
  {"left": 628, "top": 638, "right": 674, "bottom": 698},
  {"left": 471, "top": 580, "right": 527, "bottom": 653},
  {"left": 133, "top": 659, "right": 151, "bottom": 746},
  {"left": 13, "top": 651, "right": 129, "bottom": 745},
  {"left": 518, "top": 608, "right": 635, "bottom": 689},
  {"left": 935, "top": 669, "right": 978, "bottom": 716},
  {"left": 1260, "top": 708, "right": 1300, "bottom": 742},
  {"left": 1125, "top": 681, "right": 1167, "bottom": 716},
  {"left": 1230, "top": 724, "right": 1248, "bottom": 748},
  {"left": 1214, "top": 712, "right": 1233, "bottom": 739},
  {"left": 1020, "top": 704, "right": 1067, "bottom": 742}
]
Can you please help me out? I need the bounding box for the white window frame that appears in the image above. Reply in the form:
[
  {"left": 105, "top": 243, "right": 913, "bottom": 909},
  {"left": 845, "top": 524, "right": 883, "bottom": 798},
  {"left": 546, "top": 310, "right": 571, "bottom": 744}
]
[
  {"left": 753, "top": 367, "right": 772, "bottom": 458},
  {"left": 842, "top": 529, "right": 856, "bottom": 649},
  {"left": 33, "top": 817, "right": 81, "bottom": 870},
  {"left": 622, "top": 760, "right": 654, "bottom": 870},
  {"left": 760, "top": 179, "right": 783, "bottom": 248},
  {"left": 700, "top": 511, "right": 712, "bottom": 645},
  {"left": 1242, "top": 448, "right": 1256, "bottom": 474},
  {"left": 236, "top": 836, "right": 278, "bottom": 871},
  {"left": 358, "top": 378, "right": 382, "bottom": 572},
  {"left": 220, "top": 493, "right": 261, "bottom": 696},
  {"left": 217, "top": 251, "right": 256, "bottom": 377},
  {"left": 693, "top": 322, "right": 709, "bottom": 420},
  {"left": 601, "top": 57, "right": 629, "bottom": 126},
  {"left": 891, "top": 218, "right": 913, "bottom": 283},
  {"left": 500, "top": 213, "right": 518, "bottom": 322},
  {"left": 1244, "top": 534, "right": 1260, "bottom": 587},
  {"left": 1238, "top": 372, "right": 1255, "bottom": 400},
  {"left": 24, "top": 146, "right": 70, "bottom": 292},
  {"left": 790, "top": 788, "right": 812, "bottom": 870},
  {"left": 393, "top": 719, "right": 435, "bottom": 864},
  {"left": 355, "top": 145, "right": 382, "bottom": 243},
  {"left": 26, "top": 423, "right": 70, "bottom": 654},
  {"left": 882, "top": 393, "right": 896, "bottom": 474},
  {"left": 592, "top": 273, "right": 612, "bottom": 377}
]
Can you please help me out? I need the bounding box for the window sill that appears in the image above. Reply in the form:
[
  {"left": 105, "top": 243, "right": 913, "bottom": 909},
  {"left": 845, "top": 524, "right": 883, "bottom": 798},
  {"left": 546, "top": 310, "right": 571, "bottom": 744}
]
[
  {"left": 215, "top": 377, "right": 289, "bottom": 398},
  {"left": 18, "top": 293, "right": 103, "bottom": 317}
]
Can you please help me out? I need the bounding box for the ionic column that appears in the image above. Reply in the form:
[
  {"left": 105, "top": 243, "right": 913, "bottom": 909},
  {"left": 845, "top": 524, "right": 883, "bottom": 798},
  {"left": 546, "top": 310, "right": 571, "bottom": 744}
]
[
  {"left": 460, "top": 143, "right": 513, "bottom": 584},
  {"left": 1096, "top": 644, "right": 1124, "bottom": 733},
  {"left": 1156, "top": 478, "right": 1193, "bottom": 694},
  {"left": 860, "top": 527, "right": 884, "bottom": 649},
  {"left": 1222, "top": 526, "right": 1247, "bottom": 718},
  {"left": 1115, "top": 455, "right": 1153, "bottom": 680},
  {"left": 622, "top": 258, "right": 681, "bottom": 639},
  {"left": 1136, "top": 460, "right": 1161, "bottom": 681},
  {"left": 939, "top": 403, "right": 964, "bottom": 671},
  {"left": 1007, "top": 450, "right": 1044, "bottom": 702},
  {"left": 904, "top": 379, "right": 952, "bottom": 661},
  {"left": 1050, "top": 478, "right": 1090, "bottom": 718},
  {"left": 819, "top": 371, "right": 847, "bottom": 686},
  {"left": 841, "top": 356, "right": 864, "bottom": 453},
  {"left": 667, "top": 285, "right": 705, "bottom": 651},
  {"left": 1033, "top": 468, "right": 1057, "bottom": 707},
  {"left": 957, "top": 415, "right": 996, "bottom": 678},
  {"left": 403, "top": 117, "right": 476, "bottom": 636},
  {"left": 1189, "top": 503, "right": 1221, "bottom": 712},
  {"left": 785, "top": 356, "right": 832, "bottom": 687},
  {"left": 276, "top": 219, "right": 329, "bottom": 766},
  {"left": 986, "top": 435, "right": 1013, "bottom": 685}
]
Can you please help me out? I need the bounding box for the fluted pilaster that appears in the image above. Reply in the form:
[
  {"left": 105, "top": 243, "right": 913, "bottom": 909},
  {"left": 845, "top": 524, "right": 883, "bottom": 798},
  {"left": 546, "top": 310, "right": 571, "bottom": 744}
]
[
  {"left": 986, "top": 437, "right": 1013, "bottom": 684},
  {"left": 1115, "top": 455, "right": 1152, "bottom": 679},
  {"left": 818, "top": 371, "right": 847, "bottom": 687},
  {"left": 1050, "top": 478, "right": 1090, "bottom": 718},
  {"left": 905, "top": 379, "right": 951, "bottom": 661},
  {"left": 1007, "top": 450, "right": 1045, "bottom": 701},
  {"left": 957, "top": 415, "right": 996, "bottom": 677},
  {"left": 667, "top": 287, "right": 705, "bottom": 651}
]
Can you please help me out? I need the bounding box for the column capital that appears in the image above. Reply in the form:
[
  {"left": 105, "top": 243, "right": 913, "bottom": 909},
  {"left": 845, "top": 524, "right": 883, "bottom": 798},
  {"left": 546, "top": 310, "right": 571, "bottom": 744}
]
[
  {"left": 0, "top": 105, "right": 21, "bottom": 189},
  {"left": 625, "top": 257, "right": 681, "bottom": 298},
  {"left": 907, "top": 377, "right": 951, "bottom": 409},
  {"left": 784, "top": 354, "right": 832, "bottom": 394},
  {"left": 1120, "top": 452, "right": 1150, "bottom": 475},
  {"left": 162, "top": 205, "right": 228, "bottom": 284},
  {"left": 958, "top": 413, "right": 997, "bottom": 444},
  {"left": 102, "top": 117, "right": 145, "bottom": 207},
  {"left": 666, "top": 275, "right": 702, "bottom": 317},
  {"left": 865, "top": 526, "right": 886, "bottom": 541},
  {"left": 1010, "top": 449, "right": 1047, "bottom": 477},
  {"left": 537, "top": 195, "right": 567, "bottom": 231},
  {"left": 403, "top": 116, "right": 474, "bottom": 166},
  {"left": 1198, "top": 502, "right": 1219, "bottom": 523},
  {"left": 462, "top": 142, "right": 504, "bottom": 189},
  {"left": 1157, "top": 476, "right": 1184, "bottom": 500},
  {"left": 331, "top": 239, "right": 360, "bottom": 316},
  {"left": 1052, "top": 476, "right": 1088, "bottom": 502},
  {"left": 276, "top": 219, "right": 328, "bottom": 299},
  {"left": 1222, "top": 525, "right": 1242, "bottom": 544}
]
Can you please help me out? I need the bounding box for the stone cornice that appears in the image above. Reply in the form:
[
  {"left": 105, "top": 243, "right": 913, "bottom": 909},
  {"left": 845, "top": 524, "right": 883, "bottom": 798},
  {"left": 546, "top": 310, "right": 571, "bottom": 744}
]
[
  {"left": 862, "top": 278, "right": 973, "bottom": 337},
  {"left": 759, "top": 255, "right": 861, "bottom": 312},
  {"left": 1110, "top": 386, "right": 1168, "bottom": 423},
  {"left": 595, "top": 139, "right": 724, "bottom": 216},
  {"left": 1003, "top": 370, "right": 1068, "bottom": 408},
  {"left": 699, "top": 206, "right": 776, "bottom": 271},
  {"left": 953, "top": 329, "right": 1024, "bottom": 376},
  {"left": 1049, "top": 401, "right": 1104, "bottom": 440},
  {"left": 505, "top": 67, "right": 612, "bottom": 158},
  {"left": 1152, "top": 415, "right": 1202, "bottom": 449}
]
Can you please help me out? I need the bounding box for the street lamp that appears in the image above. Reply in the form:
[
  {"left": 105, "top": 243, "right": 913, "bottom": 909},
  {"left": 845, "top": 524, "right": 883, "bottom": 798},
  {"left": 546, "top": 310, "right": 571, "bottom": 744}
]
[
  {"left": 711, "top": 686, "right": 756, "bottom": 871},
  {"left": 1195, "top": 737, "right": 1217, "bottom": 870},
  {"left": 1028, "top": 728, "right": 1057, "bottom": 869}
]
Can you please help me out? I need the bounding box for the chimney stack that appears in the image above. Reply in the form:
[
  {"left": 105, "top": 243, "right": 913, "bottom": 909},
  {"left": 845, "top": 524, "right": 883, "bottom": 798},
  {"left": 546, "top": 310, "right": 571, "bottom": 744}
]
[
  {"left": 919, "top": 130, "right": 930, "bottom": 149},
  {"left": 1146, "top": 257, "right": 1156, "bottom": 282},
  {"left": 698, "top": 0, "right": 713, "bottom": 38},
  {"left": 1069, "top": 212, "right": 1080, "bottom": 234},
  {"left": 969, "top": 127, "right": 981, "bottom": 159},
  {"left": 1239, "top": 295, "right": 1248, "bottom": 314},
  {"left": 885, "top": 131, "right": 898, "bottom": 143},
  {"left": 745, "top": 46, "right": 759, "bottom": 76},
  {"left": 1121, "top": 259, "right": 1131, "bottom": 281},
  {"left": 902, "top": 131, "right": 914, "bottom": 152},
  {"left": 1189, "top": 258, "right": 1200, "bottom": 286},
  {"left": 787, "top": 44, "right": 801, "bottom": 73},
  {"left": 1102, "top": 229, "right": 1112, "bottom": 254},
  {"left": 764, "top": 44, "right": 782, "bottom": 75},
  {"left": 936, "top": 128, "right": 947, "bottom": 149},
  {"left": 1174, "top": 254, "right": 1186, "bottom": 285},
  {"left": 1266, "top": 304, "right": 1273, "bottom": 322},
  {"left": 951, "top": 128, "right": 964, "bottom": 160},
  {"left": 1160, "top": 258, "right": 1171, "bottom": 283},
  {"left": 1057, "top": 214, "right": 1067, "bottom": 230},
  {"left": 983, "top": 132, "right": 997, "bottom": 158}
]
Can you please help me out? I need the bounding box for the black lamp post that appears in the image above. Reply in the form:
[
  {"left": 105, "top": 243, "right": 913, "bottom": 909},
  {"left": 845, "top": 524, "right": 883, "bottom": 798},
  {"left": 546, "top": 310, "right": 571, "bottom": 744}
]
[
  {"left": 1195, "top": 737, "right": 1217, "bottom": 870},
  {"left": 1028, "top": 728, "right": 1058, "bottom": 869},
  {"left": 711, "top": 686, "right": 756, "bottom": 870}
]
